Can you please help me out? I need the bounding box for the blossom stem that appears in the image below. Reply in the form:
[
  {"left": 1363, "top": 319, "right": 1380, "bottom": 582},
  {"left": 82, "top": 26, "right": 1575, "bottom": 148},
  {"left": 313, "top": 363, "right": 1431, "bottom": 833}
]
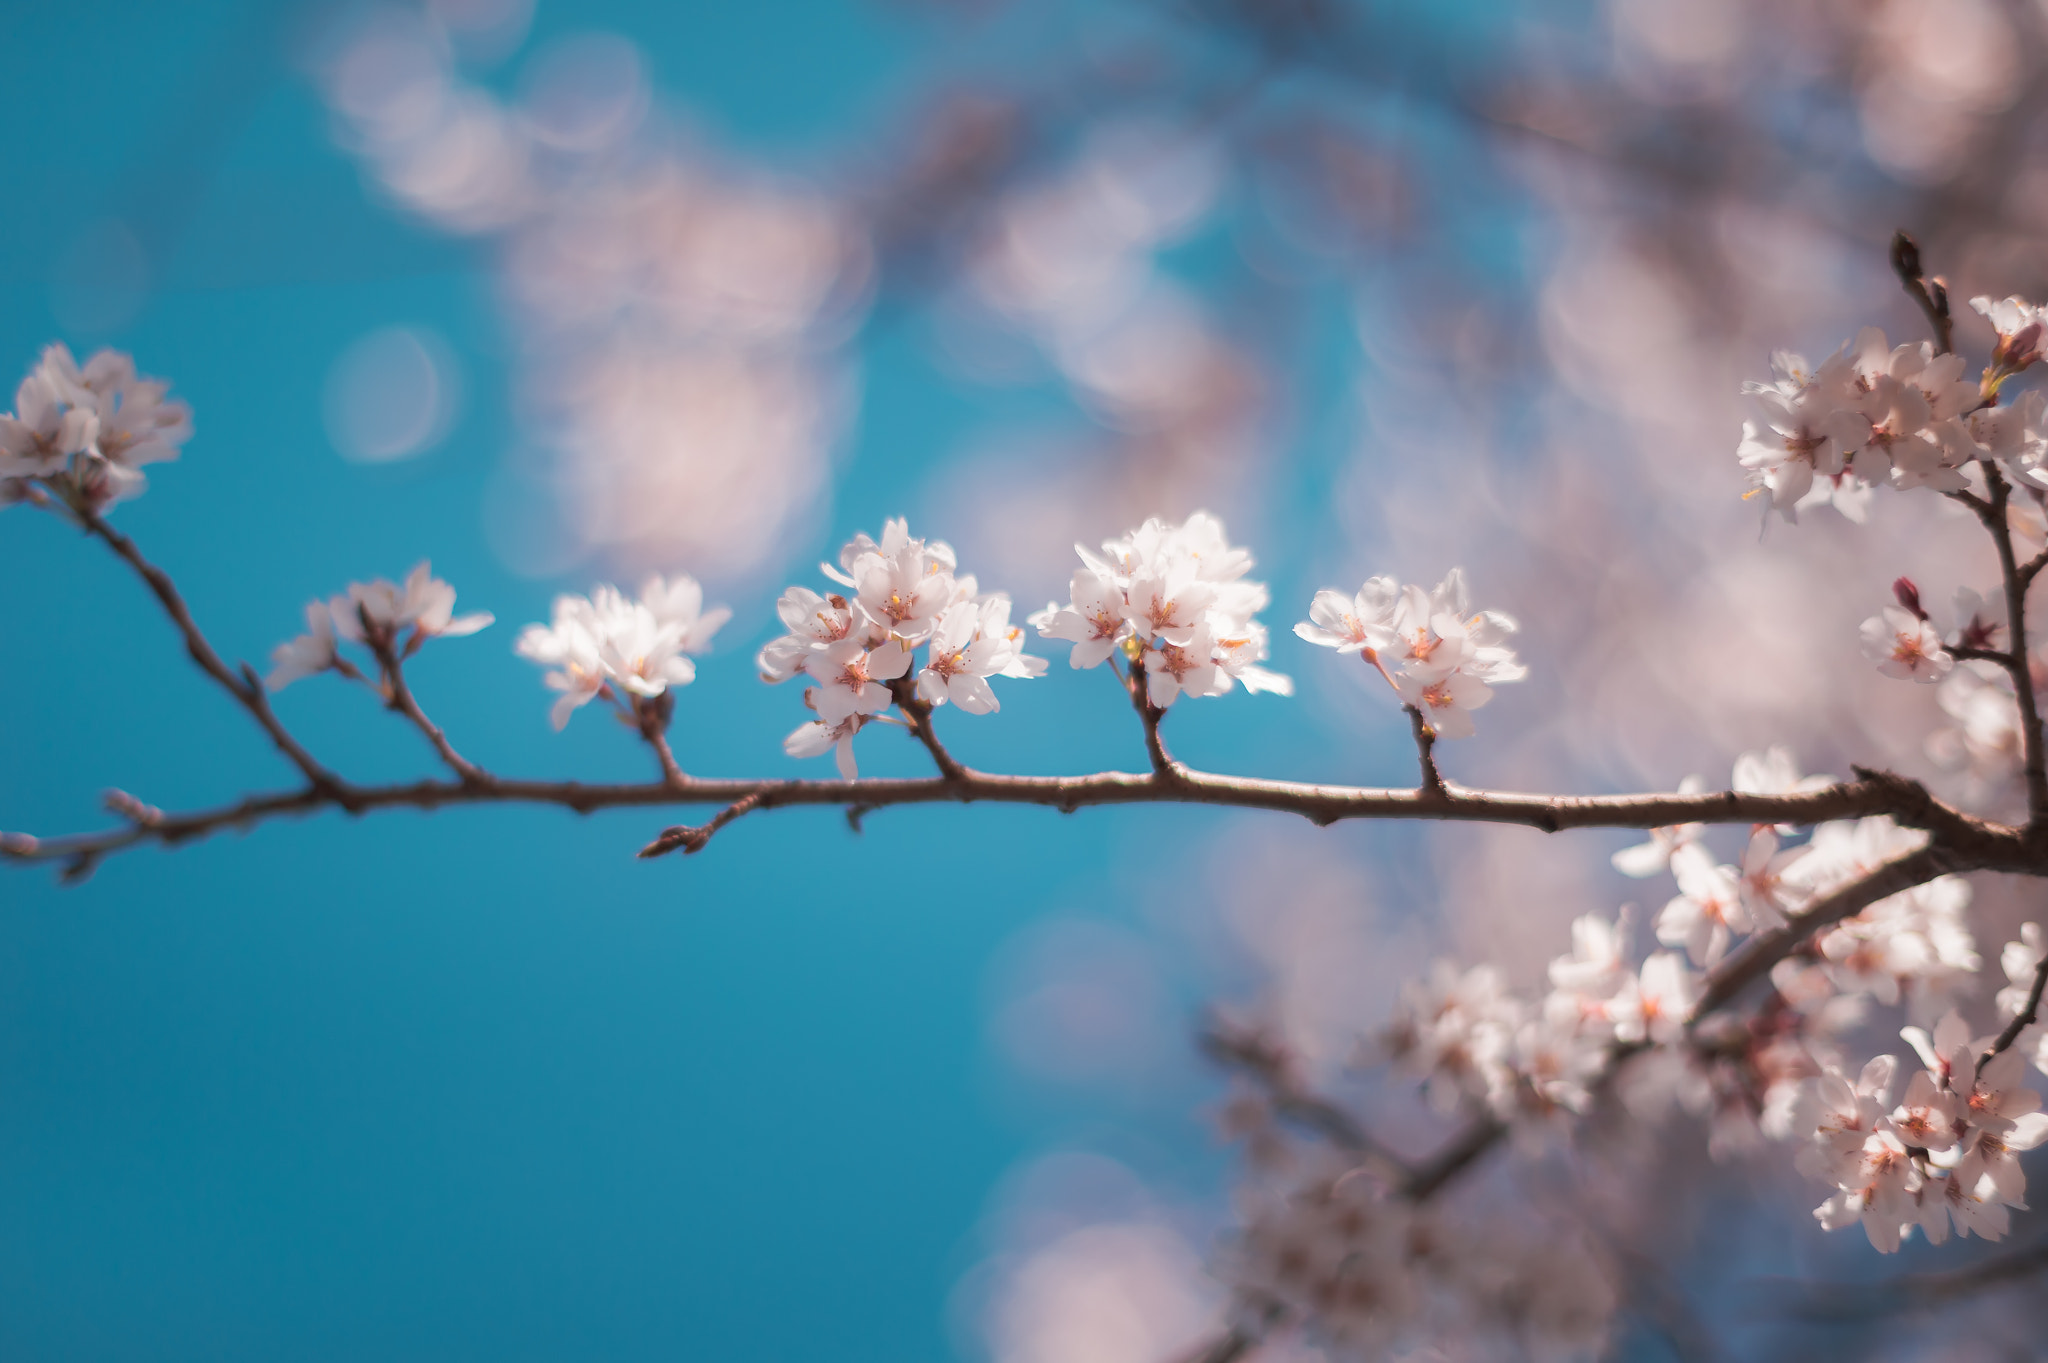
[
  {"left": 367, "top": 636, "right": 494, "bottom": 789},
  {"left": 1404, "top": 704, "right": 1449, "bottom": 800},
  {"left": 886, "top": 678, "right": 969, "bottom": 782}
]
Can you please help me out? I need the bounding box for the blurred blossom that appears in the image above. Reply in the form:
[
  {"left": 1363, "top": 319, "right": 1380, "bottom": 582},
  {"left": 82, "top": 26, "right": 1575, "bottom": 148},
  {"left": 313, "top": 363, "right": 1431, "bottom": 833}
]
[
  {"left": 323, "top": 326, "right": 462, "bottom": 463},
  {"left": 316, "top": 8, "right": 869, "bottom": 581}
]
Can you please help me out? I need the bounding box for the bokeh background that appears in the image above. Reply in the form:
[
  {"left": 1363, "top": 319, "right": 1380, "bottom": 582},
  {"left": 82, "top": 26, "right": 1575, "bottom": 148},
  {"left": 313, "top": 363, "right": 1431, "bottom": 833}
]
[{"left": 6, "top": 0, "right": 2048, "bottom": 1358}]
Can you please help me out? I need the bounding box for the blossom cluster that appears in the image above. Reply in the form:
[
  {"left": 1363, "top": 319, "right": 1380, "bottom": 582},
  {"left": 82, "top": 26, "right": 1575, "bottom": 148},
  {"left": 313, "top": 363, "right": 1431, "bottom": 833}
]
[
  {"left": 270, "top": 562, "right": 494, "bottom": 690},
  {"left": 1381, "top": 750, "right": 1981, "bottom": 1165},
  {"left": 1738, "top": 299, "right": 2047, "bottom": 524},
  {"left": 0, "top": 345, "right": 192, "bottom": 512},
  {"left": 1791, "top": 1009, "right": 2047, "bottom": 1252},
  {"left": 758, "top": 519, "right": 1044, "bottom": 777},
  {"left": 514, "top": 577, "right": 728, "bottom": 730},
  {"left": 1029, "top": 513, "right": 1290, "bottom": 706},
  {"left": 1293, "top": 569, "right": 1525, "bottom": 738}
]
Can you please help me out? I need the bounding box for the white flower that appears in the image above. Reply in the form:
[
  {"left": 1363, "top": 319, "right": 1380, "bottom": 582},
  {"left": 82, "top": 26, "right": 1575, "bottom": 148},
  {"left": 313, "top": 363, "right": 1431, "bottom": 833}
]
[
  {"left": 515, "top": 596, "right": 609, "bottom": 730},
  {"left": 514, "top": 575, "right": 720, "bottom": 728},
  {"left": 639, "top": 574, "right": 731, "bottom": 655},
  {"left": 1143, "top": 623, "right": 1224, "bottom": 707},
  {"left": 1860, "top": 605, "right": 1952, "bottom": 682},
  {"left": 1655, "top": 843, "right": 1750, "bottom": 967},
  {"left": 803, "top": 638, "right": 911, "bottom": 726},
  {"left": 266, "top": 602, "right": 340, "bottom": 691},
  {"left": 1972, "top": 294, "right": 2048, "bottom": 370},
  {"left": 1028, "top": 568, "right": 1131, "bottom": 669},
  {"left": 1994, "top": 923, "right": 2044, "bottom": 1025},
  {"left": 0, "top": 367, "right": 96, "bottom": 478},
  {"left": 335, "top": 561, "right": 493, "bottom": 647},
  {"left": 1299, "top": 567, "right": 1522, "bottom": 737},
  {"left": 1293, "top": 577, "right": 1400, "bottom": 655},
  {"left": 1035, "top": 513, "right": 1287, "bottom": 707},
  {"left": 759, "top": 588, "right": 855, "bottom": 682},
  {"left": 846, "top": 518, "right": 956, "bottom": 644},
  {"left": 918, "top": 600, "right": 1005, "bottom": 714},
  {"left": 1393, "top": 668, "right": 1492, "bottom": 740},
  {"left": 785, "top": 710, "right": 865, "bottom": 779},
  {"left": 1735, "top": 827, "right": 1809, "bottom": 932}
]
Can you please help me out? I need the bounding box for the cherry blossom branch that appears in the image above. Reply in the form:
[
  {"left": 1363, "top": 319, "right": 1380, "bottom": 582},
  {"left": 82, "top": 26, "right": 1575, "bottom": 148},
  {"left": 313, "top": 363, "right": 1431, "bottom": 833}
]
[
  {"left": 1686, "top": 842, "right": 1961, "bottom": 1021},
  {"left": 1891, "top": 230, "right": 1954, "bottom": 356},
  {"left": 75, "top": 508, "right": 353, "bottom": 806},
  {"left": 6, "top": 765, "right": 2006, "bottom": 878}
]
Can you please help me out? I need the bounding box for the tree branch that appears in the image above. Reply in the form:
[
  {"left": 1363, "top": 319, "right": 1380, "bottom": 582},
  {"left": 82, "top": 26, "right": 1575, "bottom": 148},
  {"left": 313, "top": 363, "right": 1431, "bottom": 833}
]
[{"left": 4, "top": 767, "right": 2004, "bottom": 879}]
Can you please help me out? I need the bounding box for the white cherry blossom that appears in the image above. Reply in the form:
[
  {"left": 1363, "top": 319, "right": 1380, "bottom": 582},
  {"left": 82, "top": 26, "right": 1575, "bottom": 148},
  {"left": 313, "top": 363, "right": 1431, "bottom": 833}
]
[{"left": 1860, "top": 605, "right": 1952, "bottom": 683}]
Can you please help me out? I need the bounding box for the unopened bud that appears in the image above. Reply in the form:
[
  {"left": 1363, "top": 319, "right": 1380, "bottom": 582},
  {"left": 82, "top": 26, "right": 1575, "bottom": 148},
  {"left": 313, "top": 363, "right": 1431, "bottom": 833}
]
[{"left": 1893, "top": 577, "right": 1927, "bottom": 620}]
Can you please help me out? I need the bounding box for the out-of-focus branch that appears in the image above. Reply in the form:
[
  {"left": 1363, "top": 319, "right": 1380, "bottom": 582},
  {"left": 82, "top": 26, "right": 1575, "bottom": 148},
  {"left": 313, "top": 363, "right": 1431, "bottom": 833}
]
[
  {"left": 77, "top": 508, "right": 350, "bottom": 803},
  {"left": 1199, "top": 1017, "right": 1412, "bottom": 1182}
]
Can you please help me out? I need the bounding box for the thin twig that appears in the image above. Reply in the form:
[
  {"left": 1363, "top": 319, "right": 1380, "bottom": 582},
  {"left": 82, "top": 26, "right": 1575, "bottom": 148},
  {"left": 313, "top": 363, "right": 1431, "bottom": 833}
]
[
  {"left": 638, "top": 792, "right": 764, "bottom": 858},
  {"left": 368, "top": 632, "right": 494, "bottom": 788}
]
